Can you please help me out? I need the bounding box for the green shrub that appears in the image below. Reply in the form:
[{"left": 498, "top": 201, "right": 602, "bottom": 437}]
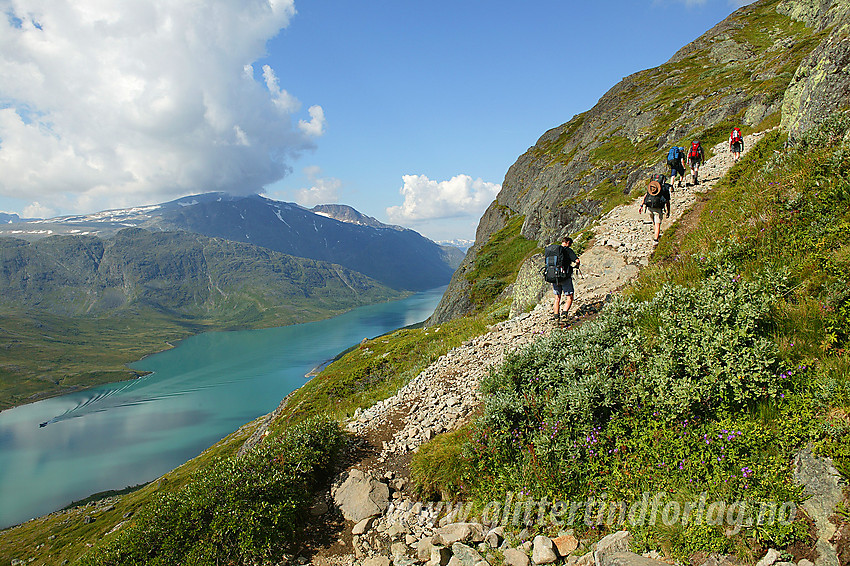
[
  {"left": 78, "top": 418, "right": 346, "bottom": 566},
  {"left": 481, "top": 268, "right": 788, "bottom": 468}
]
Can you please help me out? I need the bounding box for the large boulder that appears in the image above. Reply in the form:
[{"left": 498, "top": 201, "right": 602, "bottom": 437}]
[
  {"left": 332, "top": 469, "right": 390, "bottom": 522},
  {"left": 503, "top": 548, "right": 531, "bottom": 566},
  {"left": 508, "top": 254, "right": 548, "bottom": 317},
  {"left": 594, "top": 531, "right": 631, "bottom": 566},
  {"left": 532, "top": 535, "right": 558, "bottom": 564},
  {"left": 485, "top": 526, "right": 505, "bottom": 549},
  {"left": 552, "top": 534, "right": 579, "bottom": 557},
  {"left": 435, "top": 522, "right": 486, "bottom": 545}
]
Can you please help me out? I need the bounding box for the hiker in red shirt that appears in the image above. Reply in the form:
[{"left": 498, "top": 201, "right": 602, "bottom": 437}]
[
  {"left": 688, "top": 140, "right": 704, "bottom": 185},
  {"left": 730, "top": 127, "right": 743, "bottom": 162}
]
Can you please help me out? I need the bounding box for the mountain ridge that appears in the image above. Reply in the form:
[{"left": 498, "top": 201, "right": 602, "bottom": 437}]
[
  {"left": 0, "top": 193, "right": 459, "bottom": 291},
  {"left": 0, "top": 228, "right": 401, "bottom": 318}
]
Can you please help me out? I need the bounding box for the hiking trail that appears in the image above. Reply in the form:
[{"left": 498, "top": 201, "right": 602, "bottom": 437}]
[{"left": 308, "top": 132, "right": 768, "bottom": 566}]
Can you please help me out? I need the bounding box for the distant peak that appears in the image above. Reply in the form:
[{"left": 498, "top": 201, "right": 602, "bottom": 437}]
[{"left": 310, "top": 204, "right": 404, "bottom": 231}]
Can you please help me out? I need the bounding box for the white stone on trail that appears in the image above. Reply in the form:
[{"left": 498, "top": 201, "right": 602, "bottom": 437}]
[{"left": 332, "top": 469, "right": 390, "bottom": 522}]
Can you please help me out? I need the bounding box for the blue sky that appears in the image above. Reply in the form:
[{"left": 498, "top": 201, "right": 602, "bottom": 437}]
[{"left": 0, "top": 0, "right": 753, "bottom": 241}]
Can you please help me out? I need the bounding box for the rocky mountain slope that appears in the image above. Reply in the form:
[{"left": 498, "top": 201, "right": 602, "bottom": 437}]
[
  {"left": 429, "top": 0, "right": 850, "bottom": 324},
  {"left": 0, "top": 193, "right": 458, "bottom": 291},
  {"left": 0, "top": 213, "right": 24, "bottom": 224}
]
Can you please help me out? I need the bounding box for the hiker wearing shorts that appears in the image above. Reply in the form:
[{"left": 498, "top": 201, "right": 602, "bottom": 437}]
[
  {"left": 688, "top": 140, "right": 704, "bottom": 185},
  {"left": 667, "top": 146, "right": 686, "bottom": 188},
  {"left": 639, "top": 177, "right": 671, "bottom": 242},
  {"left": 730, "top": 127, "right": 743, "bottom": 162},
  {"left": 552, "top": 236, "right": 579, "bottom": 327}
]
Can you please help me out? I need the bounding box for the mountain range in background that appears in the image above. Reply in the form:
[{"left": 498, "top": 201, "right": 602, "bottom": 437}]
[
  {"left": 436, "top": 239, "right": 475, "bottom": 252},
  {"left": 0, "top": 228, "right": 401, "bottom": 320},
  {"left": 0, "top": 193, "right": 465, "bottom": 292}
]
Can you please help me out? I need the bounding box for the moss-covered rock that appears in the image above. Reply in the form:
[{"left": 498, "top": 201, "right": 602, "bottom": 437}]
[
  {"left": 507, "top": 253, "right": 547, "bottom": 319},
  {"left": 781, "top": 2, "right": 850, "bottom": 136}
]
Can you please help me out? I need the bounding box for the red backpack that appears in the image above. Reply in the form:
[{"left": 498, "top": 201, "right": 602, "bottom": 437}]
[
  {"left": 689, "top": 141, "right": 702, "bottom": 159},
  {"left": 731, "top": 128, "right": 742, "bottom": 143}
]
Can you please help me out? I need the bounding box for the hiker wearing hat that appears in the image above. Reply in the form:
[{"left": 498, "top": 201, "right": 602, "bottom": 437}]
[{"left": 639, "top": 175, "right": 671, "bottom": 242}]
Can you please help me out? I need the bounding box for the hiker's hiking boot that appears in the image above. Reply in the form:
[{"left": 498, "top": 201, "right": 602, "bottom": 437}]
[{"left": 552, "top": 313, "right": 560, "bottom": 329}]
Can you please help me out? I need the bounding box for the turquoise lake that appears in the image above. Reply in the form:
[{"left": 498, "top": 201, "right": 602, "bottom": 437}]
[{"left": 0, "top": 286, "right": 446, "bottom": 529}]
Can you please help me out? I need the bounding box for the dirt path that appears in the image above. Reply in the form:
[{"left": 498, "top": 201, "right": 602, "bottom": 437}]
[
  {"left": 573, "top": 131, "right": 770, "bottom": 304},
  {"left": 308, "top": 132, "right": 767, "bottom": 565}
]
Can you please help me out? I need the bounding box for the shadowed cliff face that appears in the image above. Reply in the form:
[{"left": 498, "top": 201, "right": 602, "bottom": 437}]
[{"left": 428, "top": 0, "right": 850, "bottom": 325}]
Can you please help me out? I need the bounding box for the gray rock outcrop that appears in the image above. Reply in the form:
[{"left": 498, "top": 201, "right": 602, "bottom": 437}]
[
  {"left": 793, "top": 447, "right": 845, "bottom": 566},
  {"left": 594, "top": 531, "right": 632, "bottom": 566},
  {"left": 780, "top": 0, "right": 850, "bottom": 137}
]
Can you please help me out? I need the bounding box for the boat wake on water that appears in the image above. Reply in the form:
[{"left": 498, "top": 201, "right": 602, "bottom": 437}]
[
  {"left": 37, "top": 369, "right": 259, "bottom": 428},
  {"left": 37, "top": 377, "right": 167, "bottom": 428}
]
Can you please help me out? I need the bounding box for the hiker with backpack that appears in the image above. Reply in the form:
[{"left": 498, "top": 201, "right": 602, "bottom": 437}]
[
  {"left": 688, "top": 140, "right": 704, "bottom": 185},
  {"left": 667, "top": 146, "right": 686, "bottom": 188},
  {"left": 543, "top": 236, "right": 579, "bottom": 328},
  {"left": 639, "top": 174, "right": 671, "bottom": 242},
  {"left": 730, "top": 127, "right": 743, "bottom": 162}
]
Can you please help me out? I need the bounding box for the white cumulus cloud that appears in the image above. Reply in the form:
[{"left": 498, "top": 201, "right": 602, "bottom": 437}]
[
  {"left": 293, "top": 166, "right": 342, "bottom": 207},
  {"left": 0, "top": 0, "right": 324, "bottom": 213},
  {"left": 262, "top": 64, "right": 301, "bottom": 113},
  {"left": 386, "top": 174, "right": 500, "bottom": 223},
  {"left": 22, "top": 201, "right": 55, "bottom": 219},
  {"left": 298, "top": 105, "right": 326, "bottom": 138}
]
